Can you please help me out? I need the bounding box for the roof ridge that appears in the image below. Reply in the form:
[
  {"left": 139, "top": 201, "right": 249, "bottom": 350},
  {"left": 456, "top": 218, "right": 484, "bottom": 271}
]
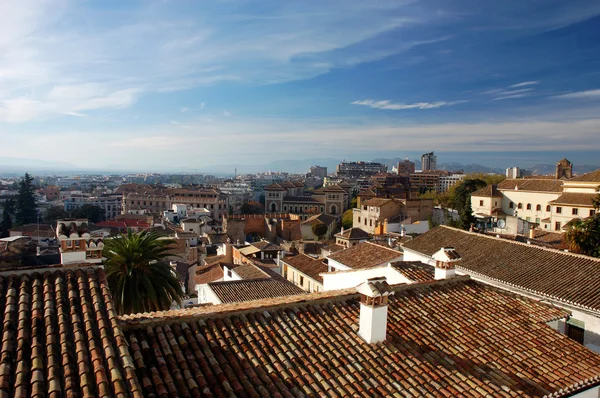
[{"left": 438, "top": 225, "right": 600, "bottom": 263}]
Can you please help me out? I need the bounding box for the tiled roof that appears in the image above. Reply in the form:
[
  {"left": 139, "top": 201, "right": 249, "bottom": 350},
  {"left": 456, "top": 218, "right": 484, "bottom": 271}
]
[
  {"left": 549, "top": 192, "right": 597, "bottom": 206},
  {"left": 251, "top": 240, "right": 282, "bottom": 252},
  {"left": 207, "top": 278, "right": 306, "bottom": 303},
  {"left": 402, "top": 225, "right": 600, "bottom": 311},
  {"left": 207, "top": 232, "right": 229, "bottom": 244},
  {"left": 569, "top": 169, "right": 600, "bottom": 182},
  {"left": 292, "top": 180, "right": 305, "bottom": 187},
  {"left": 194, "top": 263, "right": 224, "bottom": 285},
  {"left": 264, "top": 183, "right": 285, "bottom": 191},
  {"left": 390, "top": 261, "right": 435, "bottom": 282},
  {"left": 336, "top": 227, "right": 371, "bottom": 240},
  {"left": 204, "top": 254, "right": 227, "bottom": 266},
  {"left": 282, "top": 254, "right": 328, "bottom": 283},
  {"left": 302, "top": 213, "right": 337, "bottom": 226},
  {"left": 283, "top": 196, "right": 321, "bottom": 203},
  {"left": 362, "top": 198, "right": 395, "bottom": 207},
  {"left": 231, "top": 264, "right": 269, "bottom": 280},
  {"left": 325, "top": 243, "right": 345, "bottom": 253},
  {"left": 121, "top": 278, "right": 600, "bottom": 397},
  {"left": 0, "top": 267, "right": 143, "bottom": 397},
  {"left": 323, "top": 185, "right": 346, "bottom": 193},
  {"left": 328, "top": 241, "right": 402, "bottom": 269},
  {"left": 471, "top": 184, "right": 502, "bottom": 197},
  {"left": 498, "top": 179, "right": 563, "bottom": 192}
]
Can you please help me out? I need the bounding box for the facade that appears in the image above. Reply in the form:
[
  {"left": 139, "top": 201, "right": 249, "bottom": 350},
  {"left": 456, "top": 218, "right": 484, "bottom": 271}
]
[
  {"left": 396, "top": 158, "right": 415, "bottom": 174},
  {"left": 336, "top": 161, "right": 387, "bottom": 178},
  {"left": 334, "top": 227, "right": 371, "bottom": 248},
  {"left": 439, "top": 173, "right": 465, "bottom": 192},
  {"left": 409, "top": 171, "right": 442, "bottom": 192},
  {"left": 556, "top": 158, "right": 574, "bottom": 179},
  {"left": 309, "top": 165, "right": 327, "bottom": 179},
  {"left": 56, "top": 219, "right": 103, "bottom": 264},
  {"left": 64, "top": 194, "right": 123, "bottom": 220},
  {"left": 280, "top": 254, "right": 328, "bottom": 292},
  {"left": 352, "top": 198, "right": 403, "bottom": 234},
  {"left": 420, "top": 151, "right": 437, "bottom": 171},
  {"left": 300, "top": 213, "right": 337, "bottom": 240},
  {"left": 264, "top": 182, "right": 347, "bottom": 219}
]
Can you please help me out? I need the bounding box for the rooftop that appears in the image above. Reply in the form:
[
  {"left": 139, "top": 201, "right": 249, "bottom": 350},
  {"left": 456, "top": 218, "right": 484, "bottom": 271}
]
[
  {"left": 402, "top": 225, "right": 600, "bottom": 312},
  {"left": 549, "top": 192, "right": 598, "bottom": 206},
  {"left": 336, "top": 227, "right": 371, "bottom": 240},
  {"left": 120, "top": 277, "right": 600, "bottom": 397},
  {"left": 328, "top": 241, "right": 402, "bottom": 269},
  {"left": 390, "top": 260, "right": 435, "bottom": 282},
  {"left": 281, "top": 254, "right": 328, "bottom": 283},
  {"left": 471, "top": 184, "right": 503, "bottom": 198},
  {"left": 251, "top": 240, "right": 283, "bottom": 252},
  {"left": 497, "top": 178, "right": 563, "bottom": 193},
  {"left": 569, "top": 169, "right": 600, "bottom": 182},
  {"left": 301, "top": 213, "right": 337, "bottom": 226},
  {"left": 207, "top": 278, "right": 306, "bottom": 304},
  {"left": 362, "top": 198, "right": 398, "bottom": 207}
]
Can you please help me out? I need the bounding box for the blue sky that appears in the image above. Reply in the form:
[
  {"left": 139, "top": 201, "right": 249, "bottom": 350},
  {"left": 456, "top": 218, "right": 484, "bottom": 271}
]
[{"left": 1, "top": 0, "right": 600, "bottom": 171}]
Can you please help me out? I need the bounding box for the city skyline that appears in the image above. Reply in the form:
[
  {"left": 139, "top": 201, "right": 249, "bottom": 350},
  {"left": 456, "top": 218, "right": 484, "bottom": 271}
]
[{"left": 1, "top": 1, "right": 600, "bottom": 169}]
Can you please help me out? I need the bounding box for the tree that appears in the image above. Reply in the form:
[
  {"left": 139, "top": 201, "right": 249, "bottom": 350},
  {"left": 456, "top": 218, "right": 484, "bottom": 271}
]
[
  {"left": 15, "top": 173, "right": 37, "bottom": 226},
  {"left": 0, "top": 198, "right": 15, "bottom": 238},
  {"left": 564, "top": 190, "right": 600, "bottom": 257},
  {"left": 104, "top": 230, "right": 184, "bottom": 315},
  {"left": 72, "top": 204, "right": 104, "bottom": 223},
  {"left": 452, "top": 179, "right": 486, "bottom": 214},
  {"left": 240, "top": 202, "right": 263, "bottom": 215},
  {"left": 341, "top": 209, "right": 353, "bottom": 229},
  {"left": 458, "top": 199, "right": 476, "bottom": 230},
  {"left": 311, "top": 222, "right": 328, "bottom": 240},
  {"left": 44, "top": 206, "right": 70, "bottom": 223}
]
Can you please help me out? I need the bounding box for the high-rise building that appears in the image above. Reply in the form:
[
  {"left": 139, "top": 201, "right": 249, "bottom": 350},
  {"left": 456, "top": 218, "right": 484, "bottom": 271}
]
[
  {"left": 421, "top": 152, "right": 437, "bottom": 171},
  {"left": 506, "top": 167, "right": 521, "bottom": 179},
  {"left": 309, "top": 165, "right": 328, "bottom": 179},
  {"left": 397, "top": 158, "right": 415, "bottom": 175}
]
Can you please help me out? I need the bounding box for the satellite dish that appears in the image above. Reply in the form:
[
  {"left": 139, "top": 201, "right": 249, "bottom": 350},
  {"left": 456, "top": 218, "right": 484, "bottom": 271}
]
[{"left": 497, "top": 219, "right": 506, "bottom": 229}]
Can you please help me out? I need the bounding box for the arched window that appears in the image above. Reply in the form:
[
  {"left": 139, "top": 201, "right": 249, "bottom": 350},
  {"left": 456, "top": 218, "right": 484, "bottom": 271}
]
[
  {"left": 517, "top": 203, "right": 523, "bottom": 209},
  {"left": 546, "top": 205, "right": 551, "bottom": 212},
  {"left": 283, "top": 206, "right": 287, "bottom": 211},
  {"left": 536, "top": 204, "right": 541, "bottom": 211},
  {"left": 526, "top": 203, "right": 532, "bottom": 210},
  {"left": 330, "top": 204, "right": 337, "bottom": 215},
  {"left": 270, "top": 202, "right": 277, "bottom": 212}
]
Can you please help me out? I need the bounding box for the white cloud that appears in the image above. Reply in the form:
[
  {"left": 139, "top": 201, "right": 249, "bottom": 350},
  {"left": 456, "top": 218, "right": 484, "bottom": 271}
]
[
  {"left": 553, "top": 89, "right": 600, "bottom": 99},
  {"left": 351, "top": 99, "right": 467, "bottom": 110},
  {"left": 223, "top": 110, "right": 232, "bottom": 117},
  {"left": 509, "top": 81, "right": 539, "bottom": 88}
]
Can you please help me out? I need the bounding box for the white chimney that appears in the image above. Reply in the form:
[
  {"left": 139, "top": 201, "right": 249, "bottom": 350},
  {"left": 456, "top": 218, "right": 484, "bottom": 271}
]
[
  {"left": 356, "top": 277, "right": 395, "bottom": 344},
  {"left": 432, "top": 247, "right": 461, "bottom": 280}
]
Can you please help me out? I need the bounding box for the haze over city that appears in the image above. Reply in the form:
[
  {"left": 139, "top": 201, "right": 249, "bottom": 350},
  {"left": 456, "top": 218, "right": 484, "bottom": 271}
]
[{"left": 1, "top": 0, "right": 600, "bottom": 171}]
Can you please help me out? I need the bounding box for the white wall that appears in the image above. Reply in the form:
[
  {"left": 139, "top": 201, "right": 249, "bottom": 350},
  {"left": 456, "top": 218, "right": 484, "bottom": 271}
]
[
  {"left": 322, "top": 265, "right": 409, "bottom": 291},
  {"left": 61, "top": 250, "right": 87, "bottom": 264},
  {"left": 572, "top": 386, "right": 600, "bottom": 398},
  {"left": 196, "top": 284, "right": 221, "bottom": 304}
]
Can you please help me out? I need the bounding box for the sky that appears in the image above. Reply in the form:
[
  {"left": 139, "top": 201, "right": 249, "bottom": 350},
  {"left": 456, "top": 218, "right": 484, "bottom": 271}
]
[{"left": 1, "top": 0, "right": 600, "bottom": 172}]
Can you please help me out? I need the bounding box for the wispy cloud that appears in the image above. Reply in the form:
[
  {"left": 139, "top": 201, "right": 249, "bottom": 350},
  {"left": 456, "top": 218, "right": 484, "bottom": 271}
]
[
  {"left": 509, "top": 81, "right": 539, "bottom": 88},
  {"left": 181, "top": 103, "right": 205, "bottom": 113},
  {"left": 351, "top": 99, "right": 467, "bottom": 110},
  {"left": 553, "top": 89, "right": 600, "bottom": 99}
]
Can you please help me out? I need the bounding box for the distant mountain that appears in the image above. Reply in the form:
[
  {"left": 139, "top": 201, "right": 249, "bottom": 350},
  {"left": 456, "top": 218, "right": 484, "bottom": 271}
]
[
  {"left": 437, "top": 162, "right": 504, "bottom": 174},
  {"left": 526, "top": 163, "right": 600, "bottom": 176}
]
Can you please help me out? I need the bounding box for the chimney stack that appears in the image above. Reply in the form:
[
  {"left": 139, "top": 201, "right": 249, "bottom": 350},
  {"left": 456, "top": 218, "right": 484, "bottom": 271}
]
[
  {"left": 529, "top": 226, "right": 536, "bottom": 240},
  {"left": 432, "top": 247, "right": 461, "bottom": 280},
  {"left": 356, "top": 277, "right": 395, "bottom": 343}
]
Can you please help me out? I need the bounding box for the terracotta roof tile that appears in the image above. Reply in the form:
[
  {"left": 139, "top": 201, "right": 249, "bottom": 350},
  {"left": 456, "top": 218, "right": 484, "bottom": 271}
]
[
  {"left": 251, "top": 241, "right": 283, "bottom": 252},
  {"left": 328, "top": 242, "right": 402, "bottom": 269},
  {"left": 121, "top": 278, "right": 600, "bottom": 397},
  {"left": 231, "top": 264, "right": 269, "bottom": 280},
  {"left": 402, "top": 226, "right": 600, "bottom": 311},
  {"left": 390, "top": 261, "right": 435, "bottom": 282},
  {"left": 336, "top": 227, "right": 371, "bottom": 240},
  {"left": 0, "top": 267, "right": 143, "bottom": 397},
  {"left": 208, "top": 278, "right": 306, "bottom": 303},
  {"left": 569, "top": 169, "right": 600, "bottom": 182},
  {"left": 281, "top": 254, "right": 328, "bottom": 283},
  {"left": 498, "top": 179, "right": 563, "bottom": 192},
  {"left": 471, "top": 184, "right": 502, "bottom": 197},
  {"left": 549, "top": 192, "right": 597, "bottom": 206}
]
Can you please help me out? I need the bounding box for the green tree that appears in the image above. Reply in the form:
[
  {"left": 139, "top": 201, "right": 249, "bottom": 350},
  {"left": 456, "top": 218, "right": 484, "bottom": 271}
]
[
  {"left": 72, "top": 204, "right": 104, "bottom": 223},
  {"left": 240, "top": 202, "right": 263, "bottom": 214},
  {"left": 44, "top": 206, "right": 70, "bottom": 223},
  {"left": 104, "top": 230, "right": 184, "bottom": 315},
  {"left": 350, "top": 196, "right": 358, "bottom": 209},
  {"left": 0, "top": 198, "right": 15, "bottom": 238},
  {"left": 458, "top": 199, "right": 476, "bottom": 230},
  {"left": 311, "top": 222, "right": 328, "bottom": 240},
  {"left": 341, "top": 209, "right": 354, "bottom": 229},
  {"left": 452, "top": 179, "right": 486, "bottom": 214},
  {"left": 564, "top": 190, "right": 600, "bottom": 257},
  {"left": 15, "top": 173, "right": 37, "bottom": 225}
]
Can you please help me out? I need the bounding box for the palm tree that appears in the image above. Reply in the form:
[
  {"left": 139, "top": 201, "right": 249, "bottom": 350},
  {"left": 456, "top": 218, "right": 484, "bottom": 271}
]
[{"left": 104, "top": 230, "right": 184, "bottom": 315}]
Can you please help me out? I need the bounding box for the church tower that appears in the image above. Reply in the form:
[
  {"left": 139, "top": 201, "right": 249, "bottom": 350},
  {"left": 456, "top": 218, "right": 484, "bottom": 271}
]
[{"left": 555, "top": 158, "right": 573, "bottom": 179}]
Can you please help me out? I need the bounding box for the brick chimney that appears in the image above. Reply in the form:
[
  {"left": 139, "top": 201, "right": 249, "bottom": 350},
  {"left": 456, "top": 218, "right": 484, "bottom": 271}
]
[
  {"left": 356, "top": 277, "right": 395, "bottom": 343},
  {"left": 529, "top": 226, "right": 536, "bottom": 240},
  {"left": 432, "top": 247, "right": 461, "bottom": 280}
]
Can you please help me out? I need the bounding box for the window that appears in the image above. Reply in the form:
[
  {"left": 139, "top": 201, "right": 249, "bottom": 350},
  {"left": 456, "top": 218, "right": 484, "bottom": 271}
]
[
  {"left": 363, "top": 206, "right": 368, "bottom": 210},
  {"left": 299, "top": 275, "right": 304, "bottom": 286},
  {"left": 591, "top": 210, "right": 597, "bottom": 217},
  {"left": 536, "top": 218, "right": 540, "bottom": 224},
  {"left": 509, "top": 202, "right": 514, "bottom": 209},
  {"left": 479, "top": 200, "right": 483, "bottom": 206},
  {"left": 567, "top": 320, "right": 585, "bottom": 344},
  {"left": 283, "top": 206, "right": 287, "bottom": 211},
  {"left": 358, "top": 216, "right": 361, "bottom": 222},
  {"left": 526, "top": 204, "right": 532, "bottom": 210},
  {"left": 546, "top": 205, "right": 551, "bottom": 212},
  {"left": 526, "top": 217, "right": 530, "bottom": 221},
  {"left": 555, "top": 221, "right": 561, "bottom": 231},
  {"left": 536, "top": 204, "right": 541, "bottom": 211},
  {"left": 369, "top": 219, "right": 372, "bottom": 227},
  {"left": 556, "top": 207, "right": 562, "bottom": 214},
  {"left": 517, "top": 203, "right": 523, "bottom": 209},
  {"left": 572, "top": 208, "right": 578, "bottom": 215},
  {"left": 227, "top": 269, "right": 232, "bottom": 278},
  {"left": 494, "top": 201, "right": 498, "bottom": 207},
  {"left": 364, "top": 219, "right": 367, "bottom": 226}
]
